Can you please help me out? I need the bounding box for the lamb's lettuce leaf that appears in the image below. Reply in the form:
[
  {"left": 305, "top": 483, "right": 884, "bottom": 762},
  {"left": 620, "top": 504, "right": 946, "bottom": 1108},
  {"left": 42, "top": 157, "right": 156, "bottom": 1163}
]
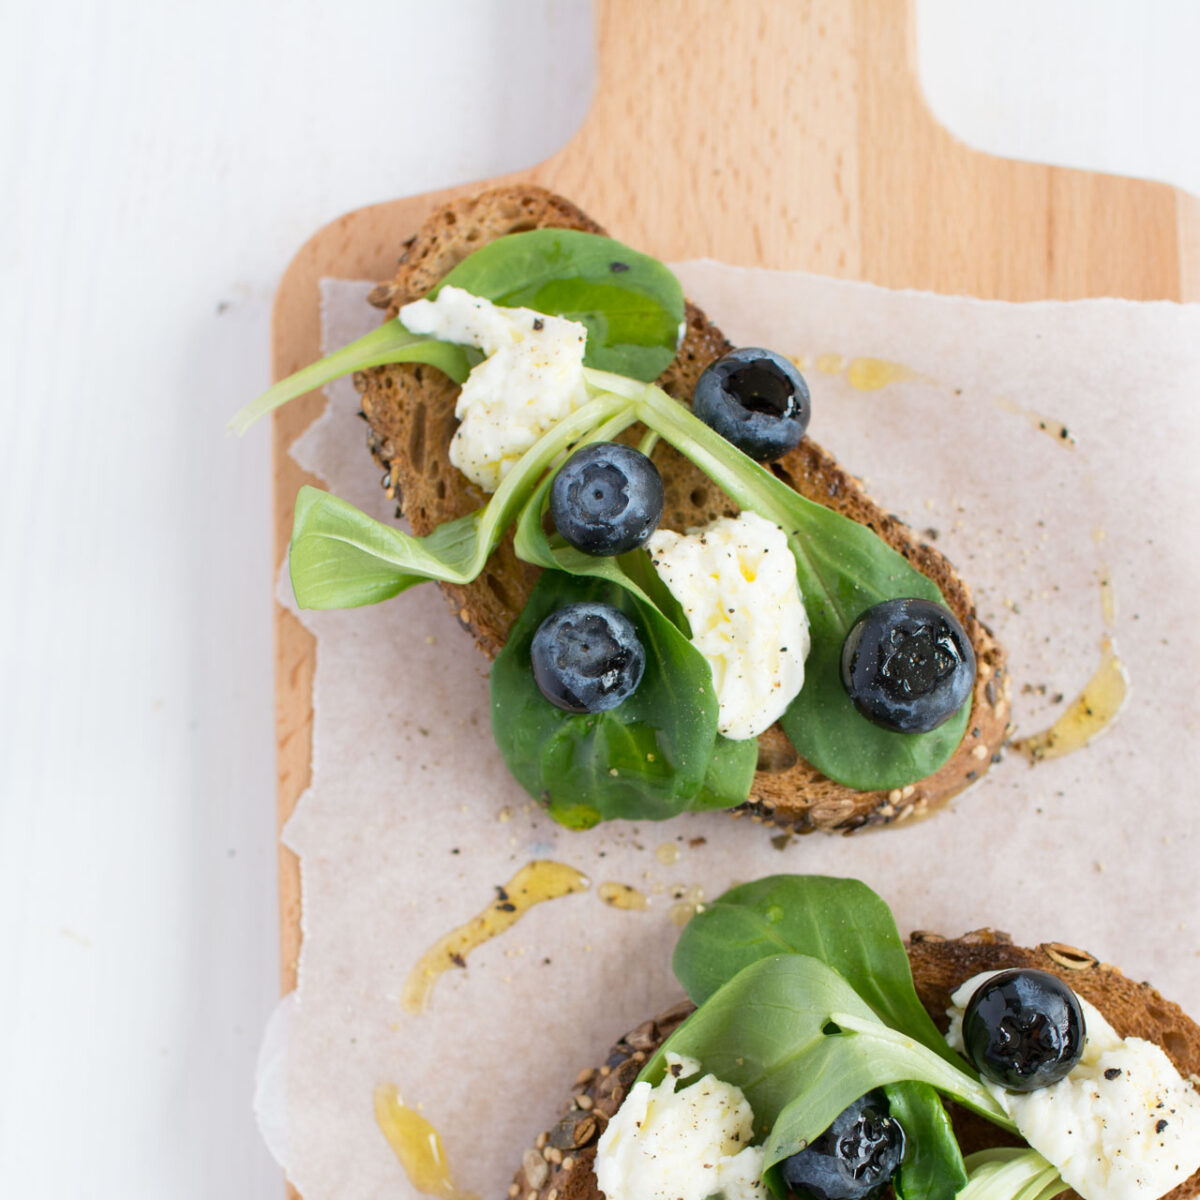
[
  {"left": 957, "top": 1150, "right": 1068, "bottom": 1200},
  {"left": 433, "top": 229, "right": 685, "bottom": 381},
  {"left": 229, "top": 320, "right": 480, "bottom": 435},
  {"left": 641, "top": 955, "right": 1013, "bottom": 1180},
  {"left": 671, "top": 875, "right": 959, "bottom": 1064},
  {"left": 288, "top": 393, "right": 630, "bottom": 608},
  {"left": 885, "top": 1081, "right": 970, "bottom": 1200},
  {"left": 671, "top": 875, "right": 969, "bottom": 1200},
  {"left": 489, "top": 570, "right": 752, "bottom": 828}
]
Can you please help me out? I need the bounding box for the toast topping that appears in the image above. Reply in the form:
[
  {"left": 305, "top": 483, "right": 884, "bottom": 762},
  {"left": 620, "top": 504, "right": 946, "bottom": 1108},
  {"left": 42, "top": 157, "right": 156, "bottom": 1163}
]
[
  {"left": 521, "top": 876, "right": 1200, "bottom": 1200},
  {"left": 594, "top": 1053, "right": 765, "bottom": 1200},
  {"left": 948, "top": 972, "right": 1200, "bottom": 1200},
  {"left": 245, "top": 207, "right": 1006, "bottom": 824},
  {"left": 647, "top": 512, "right": 810, "bottom": 740},
  {"left": 399, "top": 286, "right": 589, "bottom": 492}
]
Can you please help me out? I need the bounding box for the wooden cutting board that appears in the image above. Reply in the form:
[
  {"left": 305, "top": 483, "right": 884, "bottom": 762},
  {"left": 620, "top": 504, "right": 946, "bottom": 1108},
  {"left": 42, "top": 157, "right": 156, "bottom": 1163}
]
[{"left": 270, "top": 0, "right": 1200, "bottom": 997}]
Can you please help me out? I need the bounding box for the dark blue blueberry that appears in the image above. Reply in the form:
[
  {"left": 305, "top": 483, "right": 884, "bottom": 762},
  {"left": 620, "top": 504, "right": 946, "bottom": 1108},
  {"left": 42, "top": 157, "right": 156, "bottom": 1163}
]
[
  {"left": 780, "top": 1091, "right": 905, "bottom": 1200},
  {"left": 962, "top": 970, "right": 1086, "bottom": 1093},
  {"left": 840, "top": 598, "right": 975, "bottom": 734},
  {"left": 693, "top": 348, "right": 811, "bottom": 461},
  {"left": 530, "top": 602, "right": 645, "bottom": 713},
  {"left": 549, "top": 443, "right": 664, "bottom": 557}
]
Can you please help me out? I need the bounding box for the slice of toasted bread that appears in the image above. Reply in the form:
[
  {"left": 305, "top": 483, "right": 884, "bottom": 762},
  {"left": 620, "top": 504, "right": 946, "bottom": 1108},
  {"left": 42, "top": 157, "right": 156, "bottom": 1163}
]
[
  {"left": 511, "top": 933, "right": 1200, "bottom": 1200},
  {"left": 355, "top": 186, "right": 1010, "bottom": 833}
]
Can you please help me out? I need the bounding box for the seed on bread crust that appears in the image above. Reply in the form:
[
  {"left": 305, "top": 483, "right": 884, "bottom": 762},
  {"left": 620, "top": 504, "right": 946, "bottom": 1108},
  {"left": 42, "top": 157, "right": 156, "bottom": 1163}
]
[
  {"left": 512, "top": 940, "right": 1200, "bottom": 1200},
  {"left": 356, "top": 186, "right": 1011, "bottom": 832}
]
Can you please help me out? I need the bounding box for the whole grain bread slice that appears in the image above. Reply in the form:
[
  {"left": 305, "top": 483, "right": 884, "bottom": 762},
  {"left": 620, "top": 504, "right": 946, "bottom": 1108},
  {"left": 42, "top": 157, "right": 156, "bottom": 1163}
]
[
  {"left": 355, "top": 186, "right": 1011, "bottom": 833},
  {"left": 511, "top": 933, "right": 1200, "bottom": 1200}
]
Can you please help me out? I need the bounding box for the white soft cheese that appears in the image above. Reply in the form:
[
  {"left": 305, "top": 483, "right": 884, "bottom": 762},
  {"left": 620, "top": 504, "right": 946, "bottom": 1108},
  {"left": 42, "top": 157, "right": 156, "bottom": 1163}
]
[
  {"left": 947, "top": 971, "right": 1200, "bottom": 1200},
  {"left": 647, "top": 511, "right": 810, "bottom": 740},
  {"left": 398, "top": 286, "right": 589, "bottom": 493},
  {"left": 594, "top": 1053, "right": 765, "bottom": 1200}
]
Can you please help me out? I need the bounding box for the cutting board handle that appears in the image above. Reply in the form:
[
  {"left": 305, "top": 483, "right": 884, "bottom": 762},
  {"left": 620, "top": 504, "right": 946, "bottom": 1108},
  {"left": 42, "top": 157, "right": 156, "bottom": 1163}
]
[{"left": 537, "top": 0, "right": 924, "bottom": 270}]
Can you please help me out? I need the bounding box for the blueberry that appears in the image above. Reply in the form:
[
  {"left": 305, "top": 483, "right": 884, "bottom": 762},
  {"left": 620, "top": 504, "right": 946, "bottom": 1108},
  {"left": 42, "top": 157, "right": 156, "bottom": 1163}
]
[
  {"left": 962, "top": 970, "right": 1086, "bottom": 1093},
  {"left": 530, "top": 602, "right": 645, "bottom": 713},
  {"left": 840, "top": 598, "right": 975, "bottom": 734},
  {"left": 693, "top": 348, "right": 811, "bottom": 461},
  {"left": 549, "top": 443, "right": 664, "bottom": 557},
  {"left": 780, "top": 1091, "right": 905, "bottom": 1200}
]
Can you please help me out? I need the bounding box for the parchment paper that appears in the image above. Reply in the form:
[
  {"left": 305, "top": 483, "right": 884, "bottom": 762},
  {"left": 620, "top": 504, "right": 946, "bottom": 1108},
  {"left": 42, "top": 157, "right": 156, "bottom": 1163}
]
[{"left": 256, "top": 269, "right": 1200, "bottom": 1200}]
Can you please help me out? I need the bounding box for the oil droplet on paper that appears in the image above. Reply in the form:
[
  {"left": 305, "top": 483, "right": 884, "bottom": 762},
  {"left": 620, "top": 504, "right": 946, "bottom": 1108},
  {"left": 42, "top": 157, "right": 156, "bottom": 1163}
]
[
  {"left": 1093, "top": 529, "right": 1118, "bottom": 629},
  {"left": 806, "top": 352, "right": 913, "bottom": 390},
  {"left": 374, "top": 1084, "right": 478, "bottom": 1200},
  {"left": 845, "top": 358, "right": 914, "bottom": 391},
  {"left": 668, "top": 884, "right": 706, "bottom": 927},
  {"left": 598, "top": 882, "right": 650, "bottom": 911},
  {"left": 994, "top": 396, "right": 1076, "bottom": 448},
  {"left": 401, "top": 861, "right": 589, "bottom": 1013},
  {"left": 655, "top": 841, "right": 680, "bottom": 866},
  {"left": 1012, "top": 636, "right": 1128, "bottom": 764},
  {"left": 814, "top": 352, "right": 846, "bottom": 374},
  {"left": 1099, "top": 571, "right": 1117, "bottom": 628}
]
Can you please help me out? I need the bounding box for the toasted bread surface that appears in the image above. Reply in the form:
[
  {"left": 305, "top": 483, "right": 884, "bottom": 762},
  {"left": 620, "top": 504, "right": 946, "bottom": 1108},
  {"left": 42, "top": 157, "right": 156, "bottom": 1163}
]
[
  {"left": 355, "top": 186, "right": 1010, "bottom": 832},
  {"left": 511, "top": 934, "right": 1200, "bottom": 1200}
]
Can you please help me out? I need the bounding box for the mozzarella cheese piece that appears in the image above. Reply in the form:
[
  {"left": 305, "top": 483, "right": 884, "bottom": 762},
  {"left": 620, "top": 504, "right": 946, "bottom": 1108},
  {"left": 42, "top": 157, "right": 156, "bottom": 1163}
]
[
  {"left": 647, "top": 512, "right": 810, "bottom": 740},
  {"left": 398, "top": 286, "right": 589, "bottom": 493},
  {"left": 947, "top": 971, "right": 1200, "bottom": 1200},
  {"left": 594, "top": 1054, "right": 765, "bottom": 1200}
]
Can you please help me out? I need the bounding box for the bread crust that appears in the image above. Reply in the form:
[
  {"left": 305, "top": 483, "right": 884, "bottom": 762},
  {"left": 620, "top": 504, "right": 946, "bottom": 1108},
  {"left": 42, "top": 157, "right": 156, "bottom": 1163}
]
[
  {"left": 511, "top": 934, "right": 1200, "bottom": 1200},
  {"left": 355, "top": 185, "right": 1011, "bottom": 833}
]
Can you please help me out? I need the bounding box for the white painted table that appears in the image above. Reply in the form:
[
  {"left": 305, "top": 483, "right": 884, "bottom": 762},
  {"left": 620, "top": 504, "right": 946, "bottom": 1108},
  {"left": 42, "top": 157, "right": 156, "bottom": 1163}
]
[{"left": 1, "top": 3, "right": 1195, "bottom": 1195}]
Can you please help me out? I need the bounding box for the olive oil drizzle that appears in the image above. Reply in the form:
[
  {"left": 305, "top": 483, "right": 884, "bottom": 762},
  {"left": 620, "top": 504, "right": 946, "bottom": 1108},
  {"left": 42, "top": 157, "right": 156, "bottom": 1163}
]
[
  {"left": 845, "top": 357, "right": 913, "bottom": 391},
  {"left": 1013, "top": 557, "right": 1128, "bottom": 763},
  {"left": 668, "top": 884, "right": 707, "bottom": 927},
  {"left": 598, "top": 881, "right": 650, "bottom": 911},
  {"left": 994, "top": 395, "right": 1076, "bottom": 448},
  {"left": 401, "top": 860, "right": 589, "bottom": 1014},
  {"left": 808, "top": 352, "right": 913, "bottom": 391},
  {"left": 374, "top": 1084, "right": 478, "bottom": 1200},
  {"left": 1012, "top": 636, "right": 1128, "bottom": 763}
]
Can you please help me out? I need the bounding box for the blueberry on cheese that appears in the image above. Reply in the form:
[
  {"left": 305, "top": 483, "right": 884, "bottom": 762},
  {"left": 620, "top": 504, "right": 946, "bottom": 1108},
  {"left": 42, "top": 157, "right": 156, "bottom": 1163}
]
[
  {"left": 947, "top": 971, "right": 1200, "bottom": 1200},
  {"left": 962, "top": 969, "right": 1086, "bottom": 1092}
]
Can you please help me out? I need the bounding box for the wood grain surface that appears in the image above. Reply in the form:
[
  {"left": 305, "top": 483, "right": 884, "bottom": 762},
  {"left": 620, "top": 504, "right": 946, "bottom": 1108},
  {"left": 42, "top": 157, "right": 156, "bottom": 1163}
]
[{"left": 271, "top": 0, "right": 1200, "bottom": 997}]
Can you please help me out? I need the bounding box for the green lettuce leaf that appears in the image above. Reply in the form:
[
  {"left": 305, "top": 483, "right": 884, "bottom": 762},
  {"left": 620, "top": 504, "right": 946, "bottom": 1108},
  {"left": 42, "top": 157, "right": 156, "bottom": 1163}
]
[
  {"left": 489, "top": 571, "right": 729, "bottom": 828},
  {"left": 434, "top": 229, "right": 685, "bottom": 381}
]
